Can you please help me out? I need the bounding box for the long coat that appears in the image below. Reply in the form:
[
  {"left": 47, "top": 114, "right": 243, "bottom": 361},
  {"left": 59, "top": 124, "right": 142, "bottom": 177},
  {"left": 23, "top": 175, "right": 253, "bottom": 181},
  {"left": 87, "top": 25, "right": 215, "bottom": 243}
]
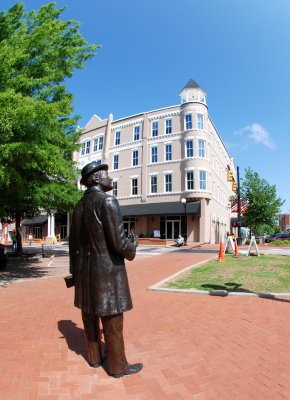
[{"left": 69, "top": 186, "right": 136, "bottom": 316}]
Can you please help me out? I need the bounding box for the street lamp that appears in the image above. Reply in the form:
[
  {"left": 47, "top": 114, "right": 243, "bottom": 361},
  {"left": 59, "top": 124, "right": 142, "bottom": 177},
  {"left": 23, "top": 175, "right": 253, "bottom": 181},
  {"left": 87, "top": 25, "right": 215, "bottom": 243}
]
[{"left": 181, "top": 198, "right": 187, "bottom": 245}]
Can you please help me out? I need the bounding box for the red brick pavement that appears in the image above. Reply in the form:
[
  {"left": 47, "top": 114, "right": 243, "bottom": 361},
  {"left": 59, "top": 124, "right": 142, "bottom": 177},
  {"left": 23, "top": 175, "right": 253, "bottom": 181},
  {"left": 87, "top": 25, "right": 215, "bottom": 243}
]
[{"left": 0, "top": 247, "right": 290, "bottom": 399}]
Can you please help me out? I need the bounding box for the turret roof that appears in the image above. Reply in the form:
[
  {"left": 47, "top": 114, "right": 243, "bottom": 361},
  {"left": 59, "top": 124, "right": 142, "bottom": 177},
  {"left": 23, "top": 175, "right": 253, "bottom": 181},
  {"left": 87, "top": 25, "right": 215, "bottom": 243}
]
[{"left": 181, "top": 79, "right": 203, "bottom": 92}]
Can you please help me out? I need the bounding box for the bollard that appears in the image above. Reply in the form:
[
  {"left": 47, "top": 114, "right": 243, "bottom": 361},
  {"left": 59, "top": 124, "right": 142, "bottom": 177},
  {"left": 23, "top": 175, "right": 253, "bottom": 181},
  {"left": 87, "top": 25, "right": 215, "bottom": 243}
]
[{"left": 218, "top": 241, "right": 224, "bottom": 262}]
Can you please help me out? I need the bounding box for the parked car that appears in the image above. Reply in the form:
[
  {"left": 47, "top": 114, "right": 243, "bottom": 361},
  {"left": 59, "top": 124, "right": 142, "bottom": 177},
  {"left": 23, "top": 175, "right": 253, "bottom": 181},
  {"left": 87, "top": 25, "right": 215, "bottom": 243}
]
[
  {"left": 0, "top": 244, "right": 7, "bottom": 269},
  {"left": 265, "top": 234, "right": 279, "bottom": 243},
  {"left": 267, "top": 233, "right": 290, "bottom": 242}
]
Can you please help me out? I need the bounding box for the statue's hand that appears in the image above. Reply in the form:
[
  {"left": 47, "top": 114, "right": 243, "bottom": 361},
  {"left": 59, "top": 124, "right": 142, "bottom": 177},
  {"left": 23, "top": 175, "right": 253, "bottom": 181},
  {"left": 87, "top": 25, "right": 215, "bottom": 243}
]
[{"left": 128, "top": 229, "right": 138, "bottom": 247}]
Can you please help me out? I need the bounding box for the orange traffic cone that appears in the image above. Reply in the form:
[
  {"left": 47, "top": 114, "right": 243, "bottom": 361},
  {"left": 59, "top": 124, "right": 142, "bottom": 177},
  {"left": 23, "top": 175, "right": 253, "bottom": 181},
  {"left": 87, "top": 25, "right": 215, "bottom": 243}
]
[
  {"left": 218, "top": 241, "right": 224, "bottom": 262},
  {"left": 234, "top": 240, "right": 239, "bottom": 257}
]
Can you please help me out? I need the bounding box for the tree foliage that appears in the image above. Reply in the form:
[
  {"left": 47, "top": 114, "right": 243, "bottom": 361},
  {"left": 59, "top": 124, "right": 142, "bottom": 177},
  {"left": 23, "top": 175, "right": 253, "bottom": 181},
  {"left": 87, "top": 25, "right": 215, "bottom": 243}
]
[
  {"left": 241, "top": 168, "right": 284, "bottom": 235},
  {"left": 0, "top": 2, "right": 98, "bottom": 248}
]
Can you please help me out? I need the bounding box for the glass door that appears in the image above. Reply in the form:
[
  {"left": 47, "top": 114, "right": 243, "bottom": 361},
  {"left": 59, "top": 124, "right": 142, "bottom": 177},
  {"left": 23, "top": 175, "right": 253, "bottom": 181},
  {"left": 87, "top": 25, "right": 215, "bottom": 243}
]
[{"left": 166, "top": 220, "right": 180, "bottom": 239}]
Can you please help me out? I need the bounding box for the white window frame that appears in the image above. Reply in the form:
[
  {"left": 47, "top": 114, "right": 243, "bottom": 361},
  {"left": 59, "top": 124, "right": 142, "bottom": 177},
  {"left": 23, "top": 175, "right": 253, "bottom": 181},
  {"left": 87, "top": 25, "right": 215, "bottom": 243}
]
[
  {"left": 185, "top": 114, "right": 192, "bottom": 130},
  {"left": 93, "top": 135, "right": 104, "bottom": 152},
  {"left": 165, "top": 118, "right": 172, "bottom": 134},
  {"left": 151, "top": 121, "right": 158, "bottom": 137},
  {"left": 113, "top": 154, "right": 119, "bottom": 170},
  {"left": 112, "top": 181, "right": 118, "bottom": 197},
  {"left": 198, "top": 139, "right": 206, "bottom": 157},
  {"left": 133, "top": 125, "right": 140, "bottom": 141},
  {"left": 186, "top": 140, "right": 194, "bottom": 158},
  {"left": 186, "top": 171, "right": 194, "bottom": 190},
  {"left": 150, "top": 175, "right": 157, "bottom": 194},
  {"left": 131, "top": 178, "right": 138, "bottom": 196},
  {"left": 165, "top": 173, "right": 172, "bottom": 193},
  {"left": 199, "top": 170, "right": 207, "bottom": 190},
  {"left": 197, "top": 114, "right": 204, "bottom": 130},
  {"left": 132, "top": 149, "right": 139, "bottom": 166},
  {"left": 115, "top": 131, "right": 121, "bottom": 146},
  {"left": 151, "top": 146, "right": 158, "bottom": 163},
  {"left": 165, "top": 143, "right": 172, "bottom": 161},
  {"left": 81, "top": 140, "right": 91, "bottom": 155}
]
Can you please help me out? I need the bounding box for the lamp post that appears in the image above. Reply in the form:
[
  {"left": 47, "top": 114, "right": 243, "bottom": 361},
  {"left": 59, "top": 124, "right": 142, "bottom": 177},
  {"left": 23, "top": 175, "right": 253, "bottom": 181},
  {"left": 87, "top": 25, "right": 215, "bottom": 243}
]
[
  {"left": 181, "top": 198, "right": 187, "bottom": 245},
  {"left": 237, "top": 166, "right": 242, "bottom": 246}
]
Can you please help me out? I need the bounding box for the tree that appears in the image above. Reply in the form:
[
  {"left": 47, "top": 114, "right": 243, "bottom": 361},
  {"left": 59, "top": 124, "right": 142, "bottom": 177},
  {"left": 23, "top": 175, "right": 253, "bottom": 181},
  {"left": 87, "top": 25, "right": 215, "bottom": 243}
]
[
  {"left": 240, "top": 168, "right": 284, "bottom": 235},
  {"left": 0, "top": 2, "right": 98, "bottom": 252}
]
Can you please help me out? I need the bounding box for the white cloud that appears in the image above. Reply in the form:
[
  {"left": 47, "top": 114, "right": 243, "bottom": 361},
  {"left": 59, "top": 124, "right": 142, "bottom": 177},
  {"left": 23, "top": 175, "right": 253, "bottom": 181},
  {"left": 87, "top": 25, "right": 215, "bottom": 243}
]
[{"left": 235, "top": 123, "right": 275, "bottom": 149}]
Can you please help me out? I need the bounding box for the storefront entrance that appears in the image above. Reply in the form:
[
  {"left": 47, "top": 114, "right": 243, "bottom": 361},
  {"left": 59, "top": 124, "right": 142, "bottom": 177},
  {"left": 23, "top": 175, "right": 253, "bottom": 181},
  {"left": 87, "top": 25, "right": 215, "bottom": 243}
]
[
  {"left": 123, "top": 218, "right": 136, "bottom": 237},
  {"left": 160, "top": 215, "right": 186, "bottom": 240},
  {"left": 166, "top": 220, "right": 181, "bottom": 239}
]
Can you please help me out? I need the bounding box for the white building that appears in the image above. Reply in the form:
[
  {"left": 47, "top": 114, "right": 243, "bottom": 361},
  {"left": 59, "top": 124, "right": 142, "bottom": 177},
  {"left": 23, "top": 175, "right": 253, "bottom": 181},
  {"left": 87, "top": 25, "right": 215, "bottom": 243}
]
[{"left": 74, "top": 80, "right": 237, "bottom": 244}]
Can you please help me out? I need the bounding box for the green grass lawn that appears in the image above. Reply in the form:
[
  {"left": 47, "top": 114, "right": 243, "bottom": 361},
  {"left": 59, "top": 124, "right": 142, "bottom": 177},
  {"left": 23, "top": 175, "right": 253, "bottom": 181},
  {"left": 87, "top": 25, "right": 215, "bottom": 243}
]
[{"left": 167, "top": 254, "right": 290, "bottom": 293}]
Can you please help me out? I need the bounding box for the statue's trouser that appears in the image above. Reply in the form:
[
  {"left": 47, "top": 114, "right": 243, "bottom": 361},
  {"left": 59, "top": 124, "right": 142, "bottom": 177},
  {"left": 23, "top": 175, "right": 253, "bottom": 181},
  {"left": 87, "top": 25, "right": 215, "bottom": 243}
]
[{"left": 81, "top": 310, "right": 128, "bottom": 374}]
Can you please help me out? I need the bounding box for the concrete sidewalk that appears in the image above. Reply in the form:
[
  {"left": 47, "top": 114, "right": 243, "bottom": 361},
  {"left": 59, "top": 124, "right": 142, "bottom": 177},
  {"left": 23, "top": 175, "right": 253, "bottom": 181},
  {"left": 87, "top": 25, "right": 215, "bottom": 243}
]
[{"left": 0, "top": 247, "right": 290, "bottom": 399}]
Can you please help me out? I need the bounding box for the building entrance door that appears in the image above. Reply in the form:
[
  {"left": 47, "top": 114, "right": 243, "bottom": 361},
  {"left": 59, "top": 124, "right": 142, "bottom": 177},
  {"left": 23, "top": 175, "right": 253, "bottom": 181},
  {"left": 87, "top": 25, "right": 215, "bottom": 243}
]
[
  {"left": 166, "top": 220, "right": 180, "bottom": 239},
  {"left": 123, "top": 218, "right": 136, "bottom": 237},
  {"left": 60, "top": 225, "right": 67, "bottom": 239}
]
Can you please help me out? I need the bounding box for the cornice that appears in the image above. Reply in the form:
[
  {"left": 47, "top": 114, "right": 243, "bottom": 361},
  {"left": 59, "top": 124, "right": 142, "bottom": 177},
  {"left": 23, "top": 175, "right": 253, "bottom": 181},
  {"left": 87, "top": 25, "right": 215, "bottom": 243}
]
[
  {"left": 148, "top": 110, "right": 181, "bottom": 121},
  {"left": 112, "top": 119, "right": 144, "bottom": 131}
]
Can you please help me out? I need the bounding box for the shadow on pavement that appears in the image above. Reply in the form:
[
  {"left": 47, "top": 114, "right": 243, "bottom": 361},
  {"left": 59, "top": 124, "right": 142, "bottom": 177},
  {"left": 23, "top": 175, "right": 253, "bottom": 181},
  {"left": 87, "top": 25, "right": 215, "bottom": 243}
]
[
  {"left": 202, "top": 282, "right": 290, "bottom": 303},
  {"left": 58, "top": 320, "right": 87, "bottom": 363},
  {"left": 0, "top": 256, "right": 50, "bottom": 287}
]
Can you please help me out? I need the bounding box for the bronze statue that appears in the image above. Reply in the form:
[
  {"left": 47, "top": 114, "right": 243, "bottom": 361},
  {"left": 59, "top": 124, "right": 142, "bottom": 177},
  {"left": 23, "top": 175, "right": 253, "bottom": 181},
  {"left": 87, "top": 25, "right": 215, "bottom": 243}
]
[{"left": 69, "top": 161, "right": 143, "bottom": 378}]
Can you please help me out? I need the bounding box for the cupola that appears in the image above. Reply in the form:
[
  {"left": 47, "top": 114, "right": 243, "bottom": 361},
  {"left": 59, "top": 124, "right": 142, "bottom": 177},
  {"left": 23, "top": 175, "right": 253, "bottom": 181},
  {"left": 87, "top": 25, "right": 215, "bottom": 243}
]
[{"left": 179, "top": 79, "right": 207, "bottom": 105}]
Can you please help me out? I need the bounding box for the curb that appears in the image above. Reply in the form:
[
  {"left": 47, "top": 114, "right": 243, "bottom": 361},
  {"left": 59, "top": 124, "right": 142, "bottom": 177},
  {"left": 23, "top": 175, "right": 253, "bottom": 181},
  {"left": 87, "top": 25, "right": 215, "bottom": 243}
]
[{"left": 148, "top": 258, "right": 290, "bottom": 299}]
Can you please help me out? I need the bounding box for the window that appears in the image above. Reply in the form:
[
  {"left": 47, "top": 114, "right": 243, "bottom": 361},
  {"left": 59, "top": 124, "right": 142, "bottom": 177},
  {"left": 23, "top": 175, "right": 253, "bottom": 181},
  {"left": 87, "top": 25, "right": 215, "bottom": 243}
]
[
  {"left": 186, "top": 140, "right": 194, "bottom": 157},
  {"left": 81, "top": 141, "right": 90, "bottom": 155},
  {"left": 93, "top": 136, "right": 103, "bottom": 152},
  {"left": 152, "top": 121, "right": 158, "bottom": 137},
  {"left": 198, "top": 139, "right": 205, "bottom": 157},
  {"left": 112, "top": 181, "right": 118, "bottom": 197},
  {"left": 134, "top": 126, "right": 140, "bottom": 141},
  {"left": 132, "top": 149, "right": 139, "bottom": 166},
  {"left": 115, "top": 131, "right": 121, "bottom": 145},
  {"left": 150, "top": 176, "right": 157, "bottom": 193},
  {"left": 185, "top": 114, "right": 192, "bottom": 130},
  {"left": 113, "top": 154, "right": 119, "bottom": 170},
  {"left": 200, "top": 170, "right": 207, "bottom": 190},
  {"left": 165, "top": 119, "right": 172, "bottom": 134},
  {"left": 131, "top": 178, "right": 138, "bottom": 195},
  {"left": 165, "top": 174, "right": 172, "bottom": 192},
  {"left": 151, "top": 146, "right": 157, "bottom": 163},
  {"left": 197, "top": 114, "right": 204, "bottom": 130},
  {"left": 165, "top": 144, "right": 172, "bottom": 161},
  {"left": 187, "top": 171, "right": 194, "bottom": 190}
]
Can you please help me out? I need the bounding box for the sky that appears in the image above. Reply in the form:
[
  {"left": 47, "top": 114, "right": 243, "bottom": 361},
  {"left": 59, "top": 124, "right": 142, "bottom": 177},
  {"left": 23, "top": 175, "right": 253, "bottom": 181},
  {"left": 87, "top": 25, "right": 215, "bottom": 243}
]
[{"left": 1, "top": 0, "right": 290, "bottom": 212}]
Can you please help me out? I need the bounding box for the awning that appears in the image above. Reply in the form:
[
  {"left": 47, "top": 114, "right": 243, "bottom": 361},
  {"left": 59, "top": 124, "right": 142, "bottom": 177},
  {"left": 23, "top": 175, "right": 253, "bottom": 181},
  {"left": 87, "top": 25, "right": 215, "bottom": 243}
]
[
  {"left": 120, "top": 201, "right": 201, "bottom": 217},
  {"left": 21, "top": 215, "right": 48, "bottom": 226}
]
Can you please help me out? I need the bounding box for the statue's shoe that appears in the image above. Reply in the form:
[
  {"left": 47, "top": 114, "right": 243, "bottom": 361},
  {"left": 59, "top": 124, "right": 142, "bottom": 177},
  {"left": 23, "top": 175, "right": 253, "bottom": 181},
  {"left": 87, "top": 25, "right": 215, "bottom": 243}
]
[
  {"left": 89, "top": 362, "right": 102, "bottom": 368},
  {"left": 110, "top": 363, "right": 143, "bottom": 378}
]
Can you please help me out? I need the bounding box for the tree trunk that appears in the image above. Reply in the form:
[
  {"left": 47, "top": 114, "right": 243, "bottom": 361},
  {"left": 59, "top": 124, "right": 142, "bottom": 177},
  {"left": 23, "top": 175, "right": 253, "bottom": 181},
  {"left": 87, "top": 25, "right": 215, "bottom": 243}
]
[{"left": 15, "top": 212, "right": 23, "bottom": 254}]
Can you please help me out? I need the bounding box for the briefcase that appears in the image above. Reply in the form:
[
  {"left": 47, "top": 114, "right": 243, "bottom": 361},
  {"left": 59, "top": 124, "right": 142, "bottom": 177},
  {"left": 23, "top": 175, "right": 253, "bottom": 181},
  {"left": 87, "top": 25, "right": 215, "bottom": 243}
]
[{"left": 64, "top": 275, "right": 74, "bottom": 288}]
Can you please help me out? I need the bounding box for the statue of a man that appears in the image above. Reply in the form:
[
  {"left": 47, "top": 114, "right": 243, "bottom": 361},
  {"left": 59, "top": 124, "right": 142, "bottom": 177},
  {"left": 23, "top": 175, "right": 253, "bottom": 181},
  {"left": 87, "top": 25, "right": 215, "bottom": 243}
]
[{"left": 69, "top": 161, "right": 143, "bottom": 378}]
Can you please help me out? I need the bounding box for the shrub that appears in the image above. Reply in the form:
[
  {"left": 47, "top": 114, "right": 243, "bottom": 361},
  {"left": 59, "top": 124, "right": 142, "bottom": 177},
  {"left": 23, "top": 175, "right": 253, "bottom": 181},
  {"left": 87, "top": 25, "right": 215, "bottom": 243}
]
[{"left": 270, "top": 240, "right": 290, "bottom": 246}]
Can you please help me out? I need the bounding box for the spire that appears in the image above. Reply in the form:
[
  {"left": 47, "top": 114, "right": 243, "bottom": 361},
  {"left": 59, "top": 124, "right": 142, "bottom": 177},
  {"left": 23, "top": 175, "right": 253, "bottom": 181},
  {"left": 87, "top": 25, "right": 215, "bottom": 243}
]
[{"left": 181, "top": 79, "right": 203, "bottom": 92}]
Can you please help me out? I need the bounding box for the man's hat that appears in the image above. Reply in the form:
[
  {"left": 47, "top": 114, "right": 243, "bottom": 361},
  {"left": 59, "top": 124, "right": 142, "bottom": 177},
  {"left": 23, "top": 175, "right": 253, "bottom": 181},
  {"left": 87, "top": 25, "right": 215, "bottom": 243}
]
[{"left": 80, "top": 162, "right": 108, "bottom": 185}]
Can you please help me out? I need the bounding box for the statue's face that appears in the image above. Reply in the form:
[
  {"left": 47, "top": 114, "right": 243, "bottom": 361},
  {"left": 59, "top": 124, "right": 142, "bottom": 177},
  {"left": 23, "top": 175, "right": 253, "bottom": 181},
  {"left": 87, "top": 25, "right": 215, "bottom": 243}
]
[{"left": 98, "top": 170, "right": 113, "bottom": 192}]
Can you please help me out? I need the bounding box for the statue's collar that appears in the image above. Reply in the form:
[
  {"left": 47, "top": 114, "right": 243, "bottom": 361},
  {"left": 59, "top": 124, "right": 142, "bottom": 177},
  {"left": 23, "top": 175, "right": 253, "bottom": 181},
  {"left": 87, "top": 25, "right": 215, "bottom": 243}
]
[{"left": 85, "top": 186, "right": 103, "bottom": 194}]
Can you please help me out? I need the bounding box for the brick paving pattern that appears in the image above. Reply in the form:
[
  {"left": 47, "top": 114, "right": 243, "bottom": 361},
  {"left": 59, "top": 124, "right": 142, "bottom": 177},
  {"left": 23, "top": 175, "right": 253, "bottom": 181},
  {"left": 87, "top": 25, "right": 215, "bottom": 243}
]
[{"left": 0, "top": 246, "right": 290, "bottom": 399}]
